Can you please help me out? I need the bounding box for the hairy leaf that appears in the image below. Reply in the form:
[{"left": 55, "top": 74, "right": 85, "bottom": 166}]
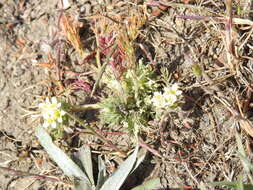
[
  {"left": 35, "top": 126, "right": 92, "bottom": 189},
  {"left": 131, "top": 178, "right": 162, "bottom": 190},
  {"left": 100, "top": 147, "right": 140, "bottom": 190}
]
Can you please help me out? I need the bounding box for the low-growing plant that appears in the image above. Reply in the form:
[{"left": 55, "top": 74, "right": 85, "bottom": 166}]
[
  {"left": 33, "top": 6, "right": 183, "bottom": 189},
  {"left": 88, "top": 9, "right": 183, "bottom": 136},
  {"left": 99, "top": 59, "right": 159, "bottom": 135},
  {"left": 99, "top": 58, "right": 183, "bottom": 135},
  {"left": 36, "top": 96, "right": 128, "bottom": 157}
]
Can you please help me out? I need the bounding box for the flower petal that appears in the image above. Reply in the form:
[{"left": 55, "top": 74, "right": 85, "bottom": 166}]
[
  {"left": 43, "top": 113, "right": 50, "bottom": 119},
  {"left": 51, "top": 97, "right": 57, "bottom": 104},
  {"left": 60, "top": 110, "right": 66, "bottom": 115},
  {"left": 43, "top": 122, "right": 49, "bottom": 128},
  {"left": 45, "top": 97, "right": 50, "bottom": 104},
  {"left": 39, "top": 96, "right": 66, "bottom": 129},
  {"left": 51, "top": 122, "right": 57, "bottom": 128},
  {"left": 48, "top": 109, "right": 55, "bottom": 116},
  {"left": 165, "top": 94, "right": 177, "bottom": 106},
  {"left": 57, "top": 117, "right": 63, "bottom": 123},
  {"left": 171, "top": 84, "right": 178, "bottom": 91},
  {"left": 38, "top": 103, "right": 45, "bottom": 108},
  {"left": 176, "top": 90, "right": 182, "bottom": 96}
]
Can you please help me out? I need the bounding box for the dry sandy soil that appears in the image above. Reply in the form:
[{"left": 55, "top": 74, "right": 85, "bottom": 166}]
[{"left": 1, "top": 0, "right": 253, "bottom": 190}]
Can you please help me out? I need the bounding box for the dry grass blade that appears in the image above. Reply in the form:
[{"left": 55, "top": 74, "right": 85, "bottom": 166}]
[
  {"left": 233, "top": 18, "right": 253, "bottom": 25},
  {"left": 177, "top": 16, "right": 253, "bottom": 26},
  {"left": 238, "top": 26, "right": 253, "bottom": 51},
  {"left": 147, "top": 0, "right": 215, "bottom": 14},
  {"left": 214, "top": 96, "right": 253, "bottom": 138},
  {"left": 224, "top": 0, "right": 235, "bottom": 70},
  {"left": 239, "top": 119, "right": 253, "bottom": 139},
  {"left": 90, "top": 43, "right": 118, "bottom": 97},
  {"left": 60, "top": 14, "right": 85, "bottom": 57},
  {"left": 138, "top": 141, "right": 162, "bottom": 158},
  {"left": 0, "top": 166, "right": 64, "bottom": 183}
]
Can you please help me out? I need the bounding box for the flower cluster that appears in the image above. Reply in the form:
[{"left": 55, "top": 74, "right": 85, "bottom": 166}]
[
  {"left": 152, "top": 84, "right": 182, "bottom": 109},
  {"left": 39, "top": 97, "right": 66, "bottom": 129}
]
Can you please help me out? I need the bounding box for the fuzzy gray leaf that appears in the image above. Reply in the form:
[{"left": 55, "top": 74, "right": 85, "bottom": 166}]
[
  {"left": 100, "top": 147, "right": 139, "bottom": 190},
  {"left": 76, "top": 145, "right": 95, "bottom": 186},
  {"left": 35, "top": 126, "right": 92, "bottom": 189},
  {"left": 131, "top": 178, "right": 162, "bottom": 190},
  {"left": 95, "top": 156, "right": 108, "bottom": 190}
]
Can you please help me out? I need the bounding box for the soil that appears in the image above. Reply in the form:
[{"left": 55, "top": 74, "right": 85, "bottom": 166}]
[{"left": 1, "top": 0, "right": 253, "bottom": 190}]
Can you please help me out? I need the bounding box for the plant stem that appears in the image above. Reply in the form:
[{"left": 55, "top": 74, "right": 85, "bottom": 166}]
[
  {"left": 70, "top": 104, "right": 101, "bottom": 112},
  {"left": 67, "top": 112, "right": 127, "bottom": 157},
  {"left": 91, "top": 43, "right": 118, "bottom": 97}
]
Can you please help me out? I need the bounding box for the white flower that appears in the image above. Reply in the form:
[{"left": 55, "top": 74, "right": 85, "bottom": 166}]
[
  {"left": 108, "top": 79, "right": 122, "bottom": 91},
  {"left": 39, "top": 97, "right": 66, "bottom": 129},
  {"left": 152, "top": 92, "right": 166, "bottom": 108},
  {"left": 62, "top": 0, "right": 70, "bottom": 9},
  {"left": 151, "top": 84, "right": 182, "bottom": 109},
  {"left": 164, "top": 94, "right": 177, "bottom": 107},
  {"left": 164, "top": 84, "right": 182, "bottom": 97}
]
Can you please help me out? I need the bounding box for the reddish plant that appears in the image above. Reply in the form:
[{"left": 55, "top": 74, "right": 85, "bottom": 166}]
[
  {"left": 65, "top": 79, "right": 92, "bottom": 92},
  {"left": 99, "top": 33, "right": 126, "bottom": 79}
]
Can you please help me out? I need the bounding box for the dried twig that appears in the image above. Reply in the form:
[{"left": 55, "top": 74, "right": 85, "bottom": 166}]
[
  {"left": 138, "top": 141, "right": 162, "bottom": 158},
  {"left": 0, "top": 166, "right": 63, "bottom": 183},
  {"left": 224, "top": 0, "right": 234, "bottom": 70}
]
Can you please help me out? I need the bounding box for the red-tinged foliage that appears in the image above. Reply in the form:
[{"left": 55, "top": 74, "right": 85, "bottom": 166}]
[
  {"left": 99, "top": 34, "right": 126, "bottom": 79},
  {"left": 65, "top": 79, "right": 92, "bottom": 92}
]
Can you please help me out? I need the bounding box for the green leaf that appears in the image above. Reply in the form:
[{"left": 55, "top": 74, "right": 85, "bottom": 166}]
[
  {"left": 236, "top": 133, "right": 253, "bottom": 173},
  {"left": 130, "top": 148, "right": 146, "bottom": 174},
  {"left": 243, "top": 184, "right": 253, "bottom": 190},
  {"left": 238, "top": 178, "right": 244, "bottom": 190},
  {"left": 35, "top": 126, "right": 92, "bottom": 189},
  {"left": 75, "top": 179, "right": 93, "bottom": 190},
  {"left": 209, "top": 181, "right": 237, "bottom": 188},
  {"left": 100, "top": 147, "right": 140, "bottom": 190},
  {"left": 75, "top": 145, "right": 95, "bottom": 187},
  {"left": 236, "top": 133, "right": 246, "bottom": 157},
  {"left": 199, "top": 183, "right": 208, "bottom": 190},
  {"left": 209, "top": 181, "right": 253, "bottom": 190},
  {"left": 131, "top": 178, "right": 162, "bottom": 190},
  {"left": 96, "top": 156, "right": 108, "bottom": 190},
  {"left": 238, "top": 152, "right": 253, "bottom": 172},
  {"left": 192, "top": 64, "right": 202, "bottom": 77}
]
